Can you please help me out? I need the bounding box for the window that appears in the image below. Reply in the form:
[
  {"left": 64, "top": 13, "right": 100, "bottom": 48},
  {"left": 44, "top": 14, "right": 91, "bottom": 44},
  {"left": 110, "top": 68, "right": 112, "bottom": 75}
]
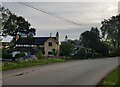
[
  {"left": 40, "top": 47, "right": 44, "bottom": 51},
  {"left": 42, "top": 51, "right": 45, "bottom": 54},
  {"left": 48, "top": 52, "right": 53, "bottom": 55},
  {"left": 48, "top": 42, "right": 52, "bottom": 46}
]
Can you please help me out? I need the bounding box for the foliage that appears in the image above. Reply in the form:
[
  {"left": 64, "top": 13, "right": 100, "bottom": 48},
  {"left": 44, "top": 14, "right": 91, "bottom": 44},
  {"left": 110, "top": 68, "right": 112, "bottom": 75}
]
[
  {"left": 0, "top": 6, "right": 36, "bottom": 37},
  {"left": 15, "top": 52, "right": 26, "bottom": 59},
  {"left": 80, "top": 27, "right": 100, "bottom": 47},
  {"left": 72, "top": 47, "right": 95, "bottom": 59},
  {"left": 80, "top": 27, "right": 109, "bottom": 56},
  {"left": 35, "top": 51, "right": 43, "bottom": 59},
  {"left": 108, "top": 48, "right": 120, "bottom": 57},
  {"left": 60, "top": 41, "right": 74, "bottom": 57},
  {"left": 52, "top": 49, "right": 58, "bottom": 56},
  {"left": 0, "top": 6, "right": 11, "bottom": 30},
  {"left": 100, "top": 66, "right": 120, "bottom": 86},
  {"left": 2, "top": 48, "right": 12, "bottom": 59},
  {"left": 2, "top": 59, "right": 65, "bottom": 71},
  {"left": 100, "top": 14, "right": 120, "bottom": 48},
  {"left": 2, "top": 53, "right": 12, "bottom": 59},
  {"left": 96, "top": 41, "right": 109, "bottom": 56},
  {"left": 72, "top": 47, "right": 86, "bottom": 59}
]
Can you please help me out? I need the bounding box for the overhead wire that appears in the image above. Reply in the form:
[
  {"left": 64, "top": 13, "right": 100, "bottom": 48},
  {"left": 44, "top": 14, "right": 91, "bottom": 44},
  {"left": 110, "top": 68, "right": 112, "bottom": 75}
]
[{"left": 17, "top": 2, "right": 83, "bottom": 27}]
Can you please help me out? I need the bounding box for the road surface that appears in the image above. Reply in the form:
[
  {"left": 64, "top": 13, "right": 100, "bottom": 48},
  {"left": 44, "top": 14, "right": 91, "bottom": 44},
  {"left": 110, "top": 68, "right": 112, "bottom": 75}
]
[{"left": 2, "top": 57, "right": 119, "bottom": 85}]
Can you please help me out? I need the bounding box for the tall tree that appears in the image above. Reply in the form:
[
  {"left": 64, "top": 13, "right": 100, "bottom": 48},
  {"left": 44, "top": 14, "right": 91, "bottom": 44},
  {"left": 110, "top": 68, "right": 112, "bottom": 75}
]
[
  {"left": 100, "top": 14, "right": 120, "bottom": 48},
  {"left": 80, "top": 27, "right": 100, "bottom": 48},
  {"left": 80, "top": 27, "right": 109, "bottom": 56},
  {"left": 0, "top": 6, "right": 36, "bottom": 37},
  {"left": 0, "top": 6, "right": 11, "bottom": 36}
]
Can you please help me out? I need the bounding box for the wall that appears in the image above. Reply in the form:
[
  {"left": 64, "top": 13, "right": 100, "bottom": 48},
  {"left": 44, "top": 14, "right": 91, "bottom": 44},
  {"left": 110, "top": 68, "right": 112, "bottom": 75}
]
[{"left": 44, "top": 38, "right": 59, "bottom": 56}]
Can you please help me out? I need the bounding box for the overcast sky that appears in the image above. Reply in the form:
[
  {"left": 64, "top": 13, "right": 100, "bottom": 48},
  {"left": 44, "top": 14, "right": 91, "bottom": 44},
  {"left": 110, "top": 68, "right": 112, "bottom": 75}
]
[{"left": 2, "top": 2, "right": 118, "bottom": 41}]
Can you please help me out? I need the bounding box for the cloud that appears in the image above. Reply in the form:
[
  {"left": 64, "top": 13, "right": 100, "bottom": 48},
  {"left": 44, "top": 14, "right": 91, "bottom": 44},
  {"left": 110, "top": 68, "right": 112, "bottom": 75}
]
[{"left": 2, "top": 2, "right": 118, "bottom": 41}]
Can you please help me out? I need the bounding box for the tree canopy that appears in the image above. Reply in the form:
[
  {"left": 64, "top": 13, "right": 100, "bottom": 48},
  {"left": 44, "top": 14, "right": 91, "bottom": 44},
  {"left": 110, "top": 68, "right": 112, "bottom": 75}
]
[
  {"left": 0, "top": 6, "right": 36, "bottom": 37},
  {"left": 80, "top": 27, "right": 109, "bottom": 56},
  {"left": 80, "top": 27, "right": 100, "bottom": 48},
  {"left": 100, "top": 14, "right": 120, "bottom": 48}
]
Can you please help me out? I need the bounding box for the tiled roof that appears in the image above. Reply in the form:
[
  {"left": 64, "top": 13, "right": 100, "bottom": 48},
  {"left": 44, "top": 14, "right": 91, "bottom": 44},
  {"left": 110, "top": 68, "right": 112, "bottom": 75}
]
[{"left": 16, "top": 37, "right": 57, "bottom": 45}]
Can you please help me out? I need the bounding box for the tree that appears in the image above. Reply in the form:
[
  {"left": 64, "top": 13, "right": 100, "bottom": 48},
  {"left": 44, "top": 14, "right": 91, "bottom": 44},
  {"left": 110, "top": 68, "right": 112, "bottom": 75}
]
[
  {"left": 80, "top": 27, "right": 100, "bottom": 48},
  {"left": 96, "top": 41, "right": 109, "bottom": 56},
  {"left": 80, "top": 27, "right": 109, "bottom": 56},
  {"left": 1, "top": 6, "right": 36, "bottom": 37},
  {"left": 60, "top": 42, "right": 74, "bottom": 57},
  {"left": 100, "top": 14, "right": 120, "bottom": 48}
]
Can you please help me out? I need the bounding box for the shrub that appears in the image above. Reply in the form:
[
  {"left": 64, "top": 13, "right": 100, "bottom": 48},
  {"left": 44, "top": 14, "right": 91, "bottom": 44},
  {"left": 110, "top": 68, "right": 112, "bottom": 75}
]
[
  {"left": 72, "top": 47, "right": 86, "bottom": 59},
  {"left": 52, "top": 49, "right": 57, "bottom": 56},
  {"left": 35, "top": 51, "right": 43, "bottom": 59},
  {"left": 108, "top": 48, "right": 120, "bottom": 57},
  {"left": 2, "top": 48, "right": 12, "bottom": 59},
  {"left": 2, "top": 53, "right": 12, "bottom": 59},
  {"left": 15, "top": 52, "right": 26, "bottom": 59},
  {"left": 60, "top": 42, "right": 74, "bottom": 57},
  {"left": 94, "top": 53, "right": 103, "bottom": 58}
]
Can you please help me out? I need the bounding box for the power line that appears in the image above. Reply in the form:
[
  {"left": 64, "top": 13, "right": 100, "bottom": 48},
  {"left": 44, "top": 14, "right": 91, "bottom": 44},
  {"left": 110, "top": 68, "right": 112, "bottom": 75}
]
[{"left": 17, "top": 2, "right": 82, "bottom": 26}]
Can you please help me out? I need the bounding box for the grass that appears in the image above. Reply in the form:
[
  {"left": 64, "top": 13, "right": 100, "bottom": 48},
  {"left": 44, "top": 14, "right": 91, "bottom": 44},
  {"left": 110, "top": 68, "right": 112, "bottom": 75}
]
[
  {"left": 100, "top": 66, "right": 120, "bottom": 86},
  {"left": 2, "top": 58, "right": 65, "bottom": 71}
]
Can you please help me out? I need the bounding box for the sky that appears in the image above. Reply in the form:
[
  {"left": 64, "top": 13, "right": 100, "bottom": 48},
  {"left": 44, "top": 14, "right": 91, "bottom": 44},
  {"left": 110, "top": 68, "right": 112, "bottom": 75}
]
[{"left": 1, "top": 2, "right": 118, "bottom": 41}]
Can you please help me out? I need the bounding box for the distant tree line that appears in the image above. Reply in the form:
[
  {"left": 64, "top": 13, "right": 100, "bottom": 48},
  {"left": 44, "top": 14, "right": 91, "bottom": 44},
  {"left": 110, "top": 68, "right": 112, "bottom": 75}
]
[{"left": 60, "top": 14, "right": 120, "bottom": 59}]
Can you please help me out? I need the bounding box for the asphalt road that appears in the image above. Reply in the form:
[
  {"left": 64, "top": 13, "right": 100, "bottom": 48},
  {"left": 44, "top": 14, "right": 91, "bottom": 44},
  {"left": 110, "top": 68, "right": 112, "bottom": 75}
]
[{"left": 2, "top": 57, "right": 119, "bottom": 85}]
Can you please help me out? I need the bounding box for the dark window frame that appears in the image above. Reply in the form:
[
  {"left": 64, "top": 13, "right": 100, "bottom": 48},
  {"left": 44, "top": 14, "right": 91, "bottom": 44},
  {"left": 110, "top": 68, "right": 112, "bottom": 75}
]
[
  {"left": 48, "top": 42, "right": 52, "bottom": 46},
  {"left": 48, "top": 51, "right": 53, "bottom": 55}
]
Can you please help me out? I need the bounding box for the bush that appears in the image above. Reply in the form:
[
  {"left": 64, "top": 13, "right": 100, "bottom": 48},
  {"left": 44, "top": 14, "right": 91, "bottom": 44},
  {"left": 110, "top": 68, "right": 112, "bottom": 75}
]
[
  {"left": 72, "top": 47, "right": 87, "bottom": 59},
  {"left": 35, "top": 51, "right": 43, "bottom": 59},
  {"left": 60, "top": 42, "right": 74, "bottom": 57},
  {"left": 15, "top": 52, "right": 26, "bottom": 59},
  {"left": 108, "top": 48, "right": 120, "bottom": 57},
  {"left": 52, "top": 49, "right": 58, "bottom": 56},
  {"left": 2, "top": 48, "right": 12, "bottom": 59},
  {"left": 2, "top": 53, "right": 12, "bottom": 59},
  {"left": 72, "top": 47, "right": 104, "bottom": 59},
  {"left": 94, "top": 53, "right": 103, "bottom": 58}
]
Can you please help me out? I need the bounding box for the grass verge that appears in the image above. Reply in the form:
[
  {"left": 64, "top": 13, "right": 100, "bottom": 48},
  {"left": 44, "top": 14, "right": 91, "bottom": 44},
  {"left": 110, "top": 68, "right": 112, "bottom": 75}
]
[
  {"left": 99, "top": 66, "right": 120, "bottom": 86},
  {"left": 2, "top": 58, "right": 65, "bottom": 71}
]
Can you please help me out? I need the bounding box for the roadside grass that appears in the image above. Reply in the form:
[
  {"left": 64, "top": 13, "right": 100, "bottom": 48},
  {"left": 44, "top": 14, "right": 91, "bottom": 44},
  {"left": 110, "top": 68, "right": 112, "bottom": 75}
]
[
  {"left": 2, "top": 58, "right": 65, "bottom": 71},
  {"left": 99, "top": 66, "right": 120, "bottom": 86}
]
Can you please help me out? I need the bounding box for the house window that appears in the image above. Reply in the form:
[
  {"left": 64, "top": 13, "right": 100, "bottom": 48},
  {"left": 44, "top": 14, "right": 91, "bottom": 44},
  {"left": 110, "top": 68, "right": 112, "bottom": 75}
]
[
  {"left": 48, "top": 42, "right": 52, "bottom": 46},
  {"left": 48, "top": 52, "right": 53, "bottom": 55},
  {"left": 40, "top": 47, "right": 44, "bottom": 51},
  {"left": 42, "top": 51, "right": 45, "bottom": 54}
]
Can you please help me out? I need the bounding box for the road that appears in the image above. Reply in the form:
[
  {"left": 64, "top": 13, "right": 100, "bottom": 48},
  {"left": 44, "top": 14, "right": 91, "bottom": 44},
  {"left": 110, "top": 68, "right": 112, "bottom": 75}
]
[{"left": 2, "top": 57, "right": 119, "bottom": 85}]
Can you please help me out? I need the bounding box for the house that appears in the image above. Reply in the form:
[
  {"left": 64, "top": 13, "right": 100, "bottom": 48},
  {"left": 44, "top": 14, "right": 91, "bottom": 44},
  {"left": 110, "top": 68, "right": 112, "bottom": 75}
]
[
  {"left": 13, "top": 32, "right": 60, "bottom": 57},
  {"left": 1, "top": 42, "right": 10, "bottom": 48},
  {"left": 0, "top": 36, "right": 13, "bottom": 49}
]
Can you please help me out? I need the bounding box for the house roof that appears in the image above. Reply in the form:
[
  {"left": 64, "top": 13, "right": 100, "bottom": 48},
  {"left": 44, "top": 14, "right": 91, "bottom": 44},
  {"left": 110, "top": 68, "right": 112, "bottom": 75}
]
[
  {"left": 16, "top": 37, "right": 57, "bottom": 45},
  {"left": 1, "top": 36, "right": 13, "bottom": 42}
]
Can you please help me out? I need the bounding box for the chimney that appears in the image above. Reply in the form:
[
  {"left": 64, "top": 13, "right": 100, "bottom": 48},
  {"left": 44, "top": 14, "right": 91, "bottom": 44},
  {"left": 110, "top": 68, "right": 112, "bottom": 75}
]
[
  {"left": 56, "top": 32, "right": 59, "bottom": 41},
  {"left": 16, "top": 33, "right": 20, "bottom": 41},
  {"left": 50, "top": 33, "right": 52, "bottom": 37}
]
